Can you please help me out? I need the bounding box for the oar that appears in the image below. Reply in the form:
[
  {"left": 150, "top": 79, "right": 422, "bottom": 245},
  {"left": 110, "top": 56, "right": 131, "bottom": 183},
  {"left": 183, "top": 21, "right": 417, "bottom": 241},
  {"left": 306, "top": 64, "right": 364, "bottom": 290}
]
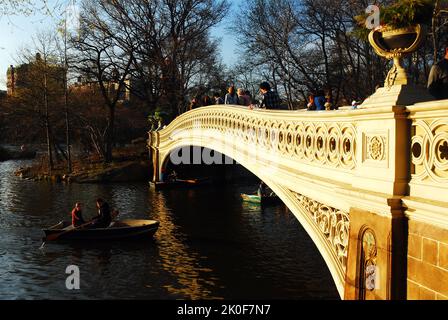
[
  {"left": 45, "top": 220, "right": 96, "bottom": 242},
  {"left": 176, "top": 179, "right": 199, "bottom": 184}
]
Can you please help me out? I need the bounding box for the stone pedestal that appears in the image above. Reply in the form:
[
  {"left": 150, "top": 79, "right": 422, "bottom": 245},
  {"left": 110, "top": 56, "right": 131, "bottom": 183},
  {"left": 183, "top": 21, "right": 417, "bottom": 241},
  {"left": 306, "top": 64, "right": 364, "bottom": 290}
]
[{"left": 361, "top": 85, "right": 435, "bottom": 109}]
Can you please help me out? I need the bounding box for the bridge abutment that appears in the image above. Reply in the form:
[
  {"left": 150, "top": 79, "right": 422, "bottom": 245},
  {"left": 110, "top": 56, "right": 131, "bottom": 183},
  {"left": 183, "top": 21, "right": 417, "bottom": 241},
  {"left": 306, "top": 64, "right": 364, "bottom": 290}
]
[
  {"left": 345, "top": 203, "right": 408, "bottom": 300},
  {"left": 406, "top": 219, "right": 448, "bottom": 299}
]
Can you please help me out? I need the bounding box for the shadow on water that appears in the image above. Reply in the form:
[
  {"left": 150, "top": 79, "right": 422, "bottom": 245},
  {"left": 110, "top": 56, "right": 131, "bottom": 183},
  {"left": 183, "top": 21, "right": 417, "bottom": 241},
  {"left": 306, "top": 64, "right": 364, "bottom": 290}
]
[{"left": 0, "top": 160, "right": 339, "bottom": 300}]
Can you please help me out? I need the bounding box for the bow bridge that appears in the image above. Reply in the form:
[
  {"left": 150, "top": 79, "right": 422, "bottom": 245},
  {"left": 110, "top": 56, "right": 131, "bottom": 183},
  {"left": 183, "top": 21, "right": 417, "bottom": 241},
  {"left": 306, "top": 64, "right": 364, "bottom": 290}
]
[{"left": 149, "top": 88, "right": 448, "bottom": 300}]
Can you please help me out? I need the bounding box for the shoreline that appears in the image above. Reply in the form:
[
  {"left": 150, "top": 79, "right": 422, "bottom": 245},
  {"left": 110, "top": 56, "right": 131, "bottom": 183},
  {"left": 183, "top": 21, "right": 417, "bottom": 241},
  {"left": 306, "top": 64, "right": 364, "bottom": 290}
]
[
  {"left": 12, "top": 145, "right": 151, "bottom": 184},
  {"left": 14, "top": 159, "right": 151, "bottom": 184}
]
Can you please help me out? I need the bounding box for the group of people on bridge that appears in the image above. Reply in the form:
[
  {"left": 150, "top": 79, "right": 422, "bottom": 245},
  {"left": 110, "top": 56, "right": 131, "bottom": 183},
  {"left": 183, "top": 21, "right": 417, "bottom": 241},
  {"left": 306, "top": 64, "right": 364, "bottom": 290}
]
[
  {"left": 189, "top": 82, "right": 283, "bottom": 111},
  {"left": 186, "top": 42, "right": 448, "bottom": 114}
]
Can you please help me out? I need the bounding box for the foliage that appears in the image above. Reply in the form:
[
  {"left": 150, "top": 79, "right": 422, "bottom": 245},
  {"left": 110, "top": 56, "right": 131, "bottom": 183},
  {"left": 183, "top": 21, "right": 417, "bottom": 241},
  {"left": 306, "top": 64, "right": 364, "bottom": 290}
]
[
  {"left": 69, "top": 0, "right": 229, "bottom": 161},
  {"left": 233, "top": 0, "right": 447, "bottom": 107},
  {"left": 354, "top": 0, "right": 436, "bottom": 40},
  {"left": 233, "top": 0, "right": 390, "bottom": 106},
  {"left": 0, "top": 0, "right": 60, "bottom": 17},
  {"left": 381, "top": 0, "right": 435, "bottom": 28}
]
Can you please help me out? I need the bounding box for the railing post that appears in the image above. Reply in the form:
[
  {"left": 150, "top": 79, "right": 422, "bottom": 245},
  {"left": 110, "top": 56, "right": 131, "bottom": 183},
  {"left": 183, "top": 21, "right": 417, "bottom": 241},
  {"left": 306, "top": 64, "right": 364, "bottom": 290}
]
[{"left": 344, "top": 96, "right": 413, "bottom": 300}]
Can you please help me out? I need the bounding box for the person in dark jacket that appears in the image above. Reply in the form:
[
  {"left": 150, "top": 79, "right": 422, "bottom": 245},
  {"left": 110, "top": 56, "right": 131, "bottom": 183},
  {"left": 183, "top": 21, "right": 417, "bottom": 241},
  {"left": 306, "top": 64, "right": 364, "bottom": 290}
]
[
  {"left": 314, "top": 89, "right": 326, "bottom": 111},
  {"left": 91, "top": 198, "right": 112, "bottom": 228},
  {"left": 224, "top": 86, "right": 239, "bottom": 105},
  {"left": 428, "top": 43, "right": 448, "bottom": 100},
  {"left": 71, "top": 202, "right": 85, "bottom": 227},
  {"left": 259, "top": 82, "right": 282, "bottom": 109},
  {"left": 202, "top": 95, "right": 213, "bottom": 106},
  {"left": 189, "top": 95, "right": 202, "bottom": 110}
]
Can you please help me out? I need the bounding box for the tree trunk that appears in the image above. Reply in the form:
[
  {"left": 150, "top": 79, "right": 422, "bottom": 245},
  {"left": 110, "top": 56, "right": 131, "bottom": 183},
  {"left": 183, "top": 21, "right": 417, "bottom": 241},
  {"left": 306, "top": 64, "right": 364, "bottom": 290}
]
[
  {"left": 432, "top": 1, "right": 440, "bottom": 63},
  {"left": 65, "top": 91, "right": 72, "bottom": 172},
  {"left": 321, "top": 34, "right": 330, "bottom": 88},
  {"left": 43, "top": 67, "right": 53, "bottom": 172},
  {"left": 64, "top": 25, "right": 72, "bottom": 173},
  {"left": 105, "top": 105, "right": 115, "bottom": 163}
]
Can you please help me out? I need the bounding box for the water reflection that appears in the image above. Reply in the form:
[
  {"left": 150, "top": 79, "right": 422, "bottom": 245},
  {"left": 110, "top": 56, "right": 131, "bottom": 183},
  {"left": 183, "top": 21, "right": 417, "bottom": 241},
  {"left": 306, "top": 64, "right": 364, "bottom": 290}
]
[
  {"left": 0, "top": 160, "right": 339, "bottom": 300},
  {"left": 150, "top": 192, "right": 221, "bottom": 299}
]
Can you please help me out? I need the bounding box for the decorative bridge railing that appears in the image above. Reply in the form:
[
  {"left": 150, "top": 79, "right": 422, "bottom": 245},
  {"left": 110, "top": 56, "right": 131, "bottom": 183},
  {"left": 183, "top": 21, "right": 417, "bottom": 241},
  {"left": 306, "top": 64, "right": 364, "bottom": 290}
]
[
  {"left": 406, "top": 100, "right": 448, "bottom": 226},
  {"left": 159, "top": 107, "right": 357, "bottom": 169},
  {"left": 149, "top": 100, "right": 448, "bottom": 299}
]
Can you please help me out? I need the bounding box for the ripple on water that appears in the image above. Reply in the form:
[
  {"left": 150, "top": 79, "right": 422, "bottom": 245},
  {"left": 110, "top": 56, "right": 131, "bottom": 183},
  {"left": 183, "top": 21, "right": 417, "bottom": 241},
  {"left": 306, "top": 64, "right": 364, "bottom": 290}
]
[{"left": 0, "top": 160, "right": 339, "bottom": 300}]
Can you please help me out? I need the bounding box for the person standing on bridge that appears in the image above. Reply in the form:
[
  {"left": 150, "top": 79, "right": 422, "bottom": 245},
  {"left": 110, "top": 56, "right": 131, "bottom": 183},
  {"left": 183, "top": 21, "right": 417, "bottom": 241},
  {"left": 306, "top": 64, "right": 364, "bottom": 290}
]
[
  {"left": 314, "top": 89, "right": 326, "bottom": 111},
  {"left": 307, "top": 93, "right": 315, "bottom": 111},
  {"left": 213, "top": 92, "right": 224, "bottom": 105},
  {"left": 224, "top": 86, "right": 240, "bottom": 105},
  {"left": 259, "top": 82, "right": 282, "bottom": 110},
  {"left": 189, "top": 95, "right": 202, "bottom": 110},
  {"left": 202, "top": 95, "right": 213, "bottom": 106},
  {"left": 237, "top": 88, "right": 251, "bottom": 106},
  {"left": 428, "top": 42, "right": 448, "bottom": 100}
]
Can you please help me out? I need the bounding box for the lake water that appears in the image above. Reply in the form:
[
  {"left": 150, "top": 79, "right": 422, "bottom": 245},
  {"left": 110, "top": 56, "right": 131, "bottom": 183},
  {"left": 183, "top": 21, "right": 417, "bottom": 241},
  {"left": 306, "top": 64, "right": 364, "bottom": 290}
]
[{"left": 0, "top": 160, "right": 339, "bottom": 300}]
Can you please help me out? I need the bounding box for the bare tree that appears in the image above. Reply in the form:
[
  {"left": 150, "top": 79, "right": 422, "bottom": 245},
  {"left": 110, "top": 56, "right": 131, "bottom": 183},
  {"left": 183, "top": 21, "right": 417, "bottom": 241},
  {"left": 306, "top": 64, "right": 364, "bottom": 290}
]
[
  {"left": 233, "top": 0, "right": 393, "bottom": 107},
  {"left": 70, "top": 10, "right": 133, "bottom": 162},
  {"left": 431, "top": 0, "right": 448, "bottom": 62},
  {"left": 72, "top": 0, "right": 230, "bottom": 119},
  {"left": 16, "top": 31, "right": 66, "bottom": 171}
]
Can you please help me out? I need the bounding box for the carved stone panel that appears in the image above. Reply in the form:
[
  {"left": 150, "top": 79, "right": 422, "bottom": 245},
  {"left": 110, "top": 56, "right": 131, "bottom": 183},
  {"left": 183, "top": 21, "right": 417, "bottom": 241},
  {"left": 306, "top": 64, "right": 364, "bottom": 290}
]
[
  {"left": 362, "top": 133, "right": 388, "bottom": 167},
  {"left": 292, "top": 192, "right": 350, "bottom": 274}
]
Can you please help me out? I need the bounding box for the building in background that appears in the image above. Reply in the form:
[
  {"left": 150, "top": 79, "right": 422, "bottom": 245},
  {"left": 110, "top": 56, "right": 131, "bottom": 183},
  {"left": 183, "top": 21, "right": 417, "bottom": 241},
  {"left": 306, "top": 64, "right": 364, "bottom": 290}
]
[
  {"left": 6, "top": 53, "right": 65, "bottom": 97},
  {"left": 6, "top": 64, "right": 29, "bottom": 96},
  {"left": 70, "top": 76, "right": 131, "bottom": 103}
]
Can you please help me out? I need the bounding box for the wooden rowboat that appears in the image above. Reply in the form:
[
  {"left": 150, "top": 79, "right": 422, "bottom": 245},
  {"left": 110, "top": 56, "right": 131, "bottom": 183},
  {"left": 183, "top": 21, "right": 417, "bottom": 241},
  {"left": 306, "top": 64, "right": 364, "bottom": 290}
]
[
  {"left": 241, "top": 193, "right": 281, "bottom": 205},
  {"left": 149, "top": 178, "right": 210, "bottom": 191},
  {"left": 43, "top": 219, "right": 159, "bottom": 241}
]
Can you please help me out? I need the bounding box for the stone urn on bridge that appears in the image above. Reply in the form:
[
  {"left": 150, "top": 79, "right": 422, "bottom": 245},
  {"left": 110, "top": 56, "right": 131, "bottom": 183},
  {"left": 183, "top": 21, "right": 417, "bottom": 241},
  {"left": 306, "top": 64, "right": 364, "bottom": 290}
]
[
  {"left": 359, "top": 0, "right": 435, "bottom": 108},
  {"left": 369, "top": 24, "right": 425, "bottom": 88}
]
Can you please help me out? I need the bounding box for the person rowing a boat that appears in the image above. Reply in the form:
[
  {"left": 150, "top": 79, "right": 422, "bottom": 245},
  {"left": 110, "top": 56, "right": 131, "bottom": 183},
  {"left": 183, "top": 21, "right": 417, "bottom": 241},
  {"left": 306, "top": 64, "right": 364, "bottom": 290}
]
[
  {"left": 90, "top": 198, "right": 112, "bottom": 229},
  {"left": 167, "top": 170, "right": 178, "bottom": 182},
  {"left": 71, "top": 202, "right": 86, "bottom": 227},
  {"left": 257, "top": 181, "right": 275, "bottom": 197},
  {"left": 257, "top": 181, "right": 267, "bottom": 197}
]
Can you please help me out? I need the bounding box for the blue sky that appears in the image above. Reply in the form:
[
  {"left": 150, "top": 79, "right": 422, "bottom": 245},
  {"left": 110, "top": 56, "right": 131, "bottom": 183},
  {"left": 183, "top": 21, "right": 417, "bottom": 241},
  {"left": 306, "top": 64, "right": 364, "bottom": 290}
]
[{"left": 0, "top": 0, "right": 242, "bottom": 90}]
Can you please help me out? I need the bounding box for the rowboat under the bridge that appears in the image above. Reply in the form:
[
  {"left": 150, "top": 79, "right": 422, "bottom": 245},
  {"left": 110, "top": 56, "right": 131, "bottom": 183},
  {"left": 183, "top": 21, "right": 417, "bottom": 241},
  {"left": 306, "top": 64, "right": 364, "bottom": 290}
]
[
  {"left": 43, "top": 219, "right": 160, "bottom": 241},
  {"left": 240, "top": 193, "right": 281, "bottom": 206},
  {"left": 149, "top": 178, "right": 211, "bottom": 191}
]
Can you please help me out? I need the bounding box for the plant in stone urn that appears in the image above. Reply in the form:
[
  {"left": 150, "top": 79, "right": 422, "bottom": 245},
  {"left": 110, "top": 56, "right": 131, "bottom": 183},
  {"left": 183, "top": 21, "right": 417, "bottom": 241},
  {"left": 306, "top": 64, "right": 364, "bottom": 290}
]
[{"left": 355, "top": 0, "right": 435, "bottom": 87}]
